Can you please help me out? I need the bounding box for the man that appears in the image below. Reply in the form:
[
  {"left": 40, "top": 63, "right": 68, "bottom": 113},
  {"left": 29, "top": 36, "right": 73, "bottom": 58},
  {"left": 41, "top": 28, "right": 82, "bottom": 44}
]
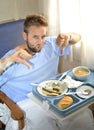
[{"left": 0, "top": 14, "right": 93, "bottom": 130}]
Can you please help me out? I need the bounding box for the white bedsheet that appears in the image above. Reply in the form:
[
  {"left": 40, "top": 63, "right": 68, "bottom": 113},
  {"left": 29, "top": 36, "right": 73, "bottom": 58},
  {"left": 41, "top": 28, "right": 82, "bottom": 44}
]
[{"left": 0, "top": 99, "right": 94, "bottom": 130}]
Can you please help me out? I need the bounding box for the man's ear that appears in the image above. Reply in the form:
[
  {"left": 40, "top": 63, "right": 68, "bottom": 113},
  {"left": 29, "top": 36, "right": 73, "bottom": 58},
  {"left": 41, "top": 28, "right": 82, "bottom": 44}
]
[{"left": 22, "top": 32, "right": 27, "bottom": 41}]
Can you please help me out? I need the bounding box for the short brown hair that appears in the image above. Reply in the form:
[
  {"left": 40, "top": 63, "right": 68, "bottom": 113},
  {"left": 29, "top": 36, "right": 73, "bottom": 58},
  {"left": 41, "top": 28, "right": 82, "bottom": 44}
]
[{"left": 24, "top": 14, "right": 48, "bottom": 33}]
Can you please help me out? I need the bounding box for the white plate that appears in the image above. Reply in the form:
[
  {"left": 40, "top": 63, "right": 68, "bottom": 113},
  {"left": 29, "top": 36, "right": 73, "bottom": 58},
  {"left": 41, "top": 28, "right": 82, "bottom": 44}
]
[
  {"left": 37, "top": 80, "right": 68, "bottom": 97},
  {"left": 76, "top": 84, "right": 94, "bottom": 98}
]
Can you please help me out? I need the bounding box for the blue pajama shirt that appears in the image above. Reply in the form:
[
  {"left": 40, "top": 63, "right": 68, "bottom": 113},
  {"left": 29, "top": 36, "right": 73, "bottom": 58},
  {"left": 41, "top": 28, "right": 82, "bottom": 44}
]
[{"left": 0, "top": 36, "right": 70, "bottom": 103}]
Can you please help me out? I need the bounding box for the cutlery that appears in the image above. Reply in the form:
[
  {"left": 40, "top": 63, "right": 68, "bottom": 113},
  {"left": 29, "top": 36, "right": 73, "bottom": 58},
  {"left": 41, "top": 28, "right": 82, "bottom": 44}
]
[
  {"left": 58, "top": 72, "right": 67, "bottom": 81},
  {"left": 64, "top": 89, "right": 92, "bottom": 96},
  {"left": 30, "top": 83, "right": 50, "bottom": 89},
  {"left": 30, "top": 83, "right": 40, "bottom": 87}
]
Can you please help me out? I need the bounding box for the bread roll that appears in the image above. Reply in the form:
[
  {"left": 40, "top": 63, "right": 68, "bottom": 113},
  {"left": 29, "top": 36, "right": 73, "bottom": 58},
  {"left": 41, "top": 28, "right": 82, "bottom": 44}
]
[{"left": 57, "top": 96, "right": 73, "bottom": 109}]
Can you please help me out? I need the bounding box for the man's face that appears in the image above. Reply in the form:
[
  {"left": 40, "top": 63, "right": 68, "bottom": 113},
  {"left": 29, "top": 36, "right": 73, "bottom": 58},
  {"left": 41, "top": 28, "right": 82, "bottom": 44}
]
[{"left": 23, "top": 25, "right": 47, "bottom": 54}]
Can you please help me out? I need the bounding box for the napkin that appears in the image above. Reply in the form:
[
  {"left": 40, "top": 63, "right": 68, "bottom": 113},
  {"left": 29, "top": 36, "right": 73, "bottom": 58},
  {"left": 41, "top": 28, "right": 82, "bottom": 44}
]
[{"left": 61, "top": 75, "right": 83, "bottom": 88}]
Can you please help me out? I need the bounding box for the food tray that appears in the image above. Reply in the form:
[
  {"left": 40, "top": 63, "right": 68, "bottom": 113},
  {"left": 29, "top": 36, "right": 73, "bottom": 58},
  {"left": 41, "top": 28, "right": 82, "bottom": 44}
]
[{"left": 28, "top": 68, "right": 94, "bottom": 119}]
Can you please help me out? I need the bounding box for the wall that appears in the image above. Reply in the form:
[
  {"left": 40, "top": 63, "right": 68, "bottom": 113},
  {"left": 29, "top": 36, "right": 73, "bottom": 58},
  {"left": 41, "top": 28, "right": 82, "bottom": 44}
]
[
  {"left": 0, "top": 0, "right": 38, "bottom": 23},
  {"left": 15, "top": 0, "right": 39, "bottom": 19},
  {"left": 0, "top": 0, "right": 15, "bottom": 22}
]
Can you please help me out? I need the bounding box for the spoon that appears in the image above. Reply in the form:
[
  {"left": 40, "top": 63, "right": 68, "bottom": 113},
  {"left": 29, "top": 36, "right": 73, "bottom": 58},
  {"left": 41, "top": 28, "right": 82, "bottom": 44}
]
[
  {"left": 83, "top": 89, "right": 92, "bottom": 95},
  {"left": 64, "top": 89, "right": 92, "bottom": 96},
  {"left": 30, "top": 83, "right": 40, "bottom": 87}
]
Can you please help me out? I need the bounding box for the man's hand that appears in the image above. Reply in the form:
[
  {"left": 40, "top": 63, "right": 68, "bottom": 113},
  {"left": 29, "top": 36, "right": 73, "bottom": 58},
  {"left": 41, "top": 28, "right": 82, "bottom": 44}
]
[
  {"left": 56, "top": 34, "right": 70, "bottom": 53},
  {"left": 8, "top": 49, "right": 32, "bottom": 69}
]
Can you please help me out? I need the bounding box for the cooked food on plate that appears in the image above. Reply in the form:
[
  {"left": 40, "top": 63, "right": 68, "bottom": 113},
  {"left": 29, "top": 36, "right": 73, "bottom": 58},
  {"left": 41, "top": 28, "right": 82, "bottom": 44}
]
[
  {"left": 41, "top": 83, "right": 62, "bottom": 96},
  {"left": 37, "top": 80, "right": 68, "bottom": 96}
]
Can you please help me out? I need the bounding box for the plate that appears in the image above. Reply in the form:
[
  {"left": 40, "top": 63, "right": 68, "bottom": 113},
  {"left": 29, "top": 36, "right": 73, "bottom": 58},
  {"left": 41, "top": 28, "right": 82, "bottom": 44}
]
[
  {"left": 76, "top": 84, "right": 94, "bottom": 98},
  {"left": 37, "top": 80, "right": 68, "bottom": 97}
]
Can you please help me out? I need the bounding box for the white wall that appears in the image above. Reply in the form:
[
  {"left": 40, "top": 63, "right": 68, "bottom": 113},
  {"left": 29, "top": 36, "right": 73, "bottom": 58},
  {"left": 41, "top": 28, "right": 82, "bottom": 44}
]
[
  {"left": 16, "top": 0, "right": 39, "bottom": 19},
  {"left": 0, "top": 0, "right": 15, "bottom": 22},
  {"left": 0, "top": 0, "right": 38, "bottom": 23}
]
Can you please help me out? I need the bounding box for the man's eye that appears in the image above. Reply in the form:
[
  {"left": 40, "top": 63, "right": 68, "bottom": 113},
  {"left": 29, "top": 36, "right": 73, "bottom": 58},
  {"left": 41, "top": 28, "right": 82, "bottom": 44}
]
[
  {"left": 42, "top": 36, "right": 46, "bottom": 39},
  {"left": 33, "top": 36, "right": 38, "bottom": 39}
]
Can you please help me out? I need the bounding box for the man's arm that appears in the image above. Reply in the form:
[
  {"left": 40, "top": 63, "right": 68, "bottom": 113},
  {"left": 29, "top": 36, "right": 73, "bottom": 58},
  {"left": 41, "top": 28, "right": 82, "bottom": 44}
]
[
  {"left": 0, "top": 49, "right": 32, "bottom": 74},
  {"left": 56, "top": 32, "right": 81, "bottom": 53},
  {"left": 67, "top": 32, "right": 81, "bottom": 45},
  {"left": 0, "top": 56, "right": 14, "bottom": 74}
]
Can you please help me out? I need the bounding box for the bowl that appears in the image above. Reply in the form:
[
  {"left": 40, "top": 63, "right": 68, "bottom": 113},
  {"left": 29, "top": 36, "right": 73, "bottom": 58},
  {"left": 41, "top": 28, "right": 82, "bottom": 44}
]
[{"left": 72, "top": 66, "right": 90, "bottom": 81}]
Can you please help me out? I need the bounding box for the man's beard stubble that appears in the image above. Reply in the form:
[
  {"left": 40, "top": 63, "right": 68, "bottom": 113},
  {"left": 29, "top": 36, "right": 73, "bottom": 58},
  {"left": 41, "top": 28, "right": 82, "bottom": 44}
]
[{"left": 26, "top": 40, "right": 41, "bottom": 55}]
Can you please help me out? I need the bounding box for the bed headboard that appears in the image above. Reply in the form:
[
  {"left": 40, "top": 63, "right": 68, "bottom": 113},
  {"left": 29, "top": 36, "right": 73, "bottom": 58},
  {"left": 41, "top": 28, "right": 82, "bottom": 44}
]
[{"left": 0, "top": 19, "right": 24, "bottom": 58}]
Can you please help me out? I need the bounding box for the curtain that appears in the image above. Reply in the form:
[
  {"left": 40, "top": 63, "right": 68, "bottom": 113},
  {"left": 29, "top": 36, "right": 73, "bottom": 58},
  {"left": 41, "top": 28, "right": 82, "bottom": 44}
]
[
  {"left": 57, "top": 0, "right": 81, "bottom": 72},
  {"left": 38, "top": 0, "right": 94, "bottom": 71},
  {"left": 80, "top": 0, "right": 94, "bottom": 69},
  {"left": 38, "top": 0, "right": 60, "bottom": 35}
]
